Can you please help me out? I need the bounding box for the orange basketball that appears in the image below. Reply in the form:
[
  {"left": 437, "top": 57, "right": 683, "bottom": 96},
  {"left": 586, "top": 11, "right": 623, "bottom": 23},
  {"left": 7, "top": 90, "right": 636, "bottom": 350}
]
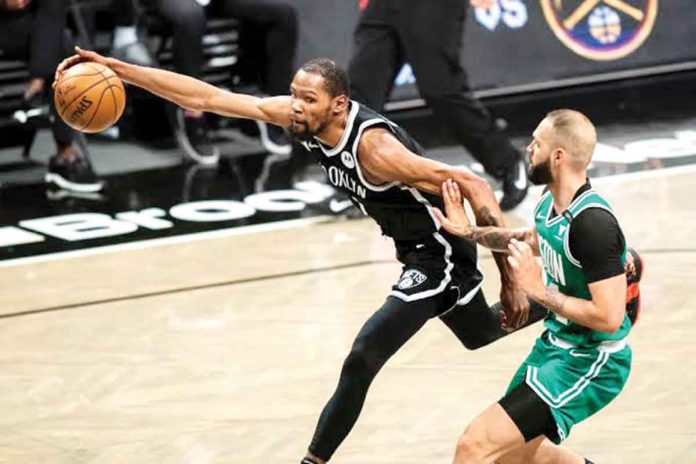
[{"left": 54, "top": 62, "right": 126, "bottom": 133}]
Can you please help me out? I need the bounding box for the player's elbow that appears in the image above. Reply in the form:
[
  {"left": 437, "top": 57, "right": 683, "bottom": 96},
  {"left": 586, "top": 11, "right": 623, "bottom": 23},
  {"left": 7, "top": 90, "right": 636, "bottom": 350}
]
[{"left": 598, "top": 306, "right": 624, "bottom": 333}]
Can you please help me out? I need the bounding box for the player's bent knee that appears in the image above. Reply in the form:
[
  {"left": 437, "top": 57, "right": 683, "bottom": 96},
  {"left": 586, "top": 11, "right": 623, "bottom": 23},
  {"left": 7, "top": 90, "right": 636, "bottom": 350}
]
[
  {"left": 342, "top": 344, "right": 380, "bottom": 381},
  {"left": 454, "top": 433, "right": 489, "bottom": 464}
]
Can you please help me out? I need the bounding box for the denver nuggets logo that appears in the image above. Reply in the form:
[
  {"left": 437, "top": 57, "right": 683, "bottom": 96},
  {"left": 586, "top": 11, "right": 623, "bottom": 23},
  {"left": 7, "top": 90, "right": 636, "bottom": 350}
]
[{"left": 541, "top": 0, "right": 658, "bottom": 61}]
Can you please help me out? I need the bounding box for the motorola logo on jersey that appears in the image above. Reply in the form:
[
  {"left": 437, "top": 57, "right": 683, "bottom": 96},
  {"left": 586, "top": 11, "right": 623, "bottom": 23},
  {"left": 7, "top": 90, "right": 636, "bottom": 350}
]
[
  {"left": 341, "top": 151, "right": 356, "bottom": 169},
  {"left": 326, "top": 166, "right": 367, "bottom": 199},
  {"left": 541, "top": 0, "right": 658, "bottom": 61}
]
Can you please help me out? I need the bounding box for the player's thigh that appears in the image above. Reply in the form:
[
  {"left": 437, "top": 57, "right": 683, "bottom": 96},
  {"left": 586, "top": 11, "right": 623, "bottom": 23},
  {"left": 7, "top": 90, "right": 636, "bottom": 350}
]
[
  {"left": 496, "top": 436, "right": 546, "bottom": 464},
  {"left": 456, "top": 403, "right": 526, "bottom": 462},
  {"left": 350, "top": 294, "right": 439, "bottom": 359},
  {"left": 348, "top": 23, "right": 402, "bottom": 109}
]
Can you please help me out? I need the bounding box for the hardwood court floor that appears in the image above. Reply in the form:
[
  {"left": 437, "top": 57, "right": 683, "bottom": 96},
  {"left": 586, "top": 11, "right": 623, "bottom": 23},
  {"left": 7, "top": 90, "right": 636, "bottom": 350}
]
[{"left": 0, "top": 168, "right": 694, "bottom": 464}]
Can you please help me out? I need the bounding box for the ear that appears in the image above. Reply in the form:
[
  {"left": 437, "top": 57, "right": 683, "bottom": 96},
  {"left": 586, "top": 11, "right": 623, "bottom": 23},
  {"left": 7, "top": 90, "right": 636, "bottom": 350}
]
[
  {"left": 332, "top": 95, "right": 349, "bottom": 115},
  {"left": 553, "top": 148, "right": 564, "bottom": 162}
]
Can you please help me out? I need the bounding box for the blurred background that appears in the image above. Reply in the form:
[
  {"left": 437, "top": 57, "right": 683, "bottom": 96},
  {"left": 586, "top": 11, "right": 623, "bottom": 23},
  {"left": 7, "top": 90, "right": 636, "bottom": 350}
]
[{"left": 0, "top": 0, "right": 694, "bottom": 259}]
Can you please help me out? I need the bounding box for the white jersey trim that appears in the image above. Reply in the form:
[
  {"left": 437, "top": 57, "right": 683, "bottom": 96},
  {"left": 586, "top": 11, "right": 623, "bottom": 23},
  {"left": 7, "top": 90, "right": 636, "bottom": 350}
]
[
  {"left": 351, "top": 118, "right": 401, "bottom": 192},
  {"left": 545, "top": 189, "right": 596, "bottom": 227},
  {"left": 317, "top": 101, "right": 360, "bottom": 157}
]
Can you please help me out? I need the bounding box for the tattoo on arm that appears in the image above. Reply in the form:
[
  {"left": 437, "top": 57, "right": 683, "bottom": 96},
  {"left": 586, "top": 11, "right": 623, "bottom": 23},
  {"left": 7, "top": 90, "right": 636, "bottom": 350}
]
[
  {"left": 466, "top": 226, "right": 529, "bottom": 252},
  {"left": 536, "top": 287, "right": 568, "bottom": 314},
  {"left": 464, "top": 207, "right": 531, "bottom": 251}
]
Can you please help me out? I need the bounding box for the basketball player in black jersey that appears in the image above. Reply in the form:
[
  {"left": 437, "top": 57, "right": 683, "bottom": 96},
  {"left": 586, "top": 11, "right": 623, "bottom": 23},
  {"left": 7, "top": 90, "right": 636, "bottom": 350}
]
[{"left": 56, "top": 50, "right": 546, "bottom": 463}]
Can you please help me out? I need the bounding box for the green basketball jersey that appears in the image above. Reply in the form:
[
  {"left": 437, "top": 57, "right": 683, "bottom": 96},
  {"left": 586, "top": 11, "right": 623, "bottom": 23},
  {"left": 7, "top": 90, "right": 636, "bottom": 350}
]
[{"left": 534, "top": 188, "right": 631, "bottom": 346}]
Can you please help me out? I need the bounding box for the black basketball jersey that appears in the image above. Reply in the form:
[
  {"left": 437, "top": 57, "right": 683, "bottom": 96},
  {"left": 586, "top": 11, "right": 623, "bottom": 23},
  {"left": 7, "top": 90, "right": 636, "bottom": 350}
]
[
  {"left": 299, "top": 101, "right": 443, "bottom": 242},
  {"left": 300, "top": 102, "right": 483, "bottom": 302}
]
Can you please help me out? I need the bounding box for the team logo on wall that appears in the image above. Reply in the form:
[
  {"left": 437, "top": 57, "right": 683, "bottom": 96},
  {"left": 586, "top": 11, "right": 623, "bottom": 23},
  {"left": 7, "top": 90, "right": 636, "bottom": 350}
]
[{"left": 541, "top": 0, "right": 658, "bottom": 61}]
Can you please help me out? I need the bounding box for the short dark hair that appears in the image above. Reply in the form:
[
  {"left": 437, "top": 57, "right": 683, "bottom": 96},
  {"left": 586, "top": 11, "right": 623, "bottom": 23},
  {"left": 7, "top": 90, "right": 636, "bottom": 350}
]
[{"left": 299, "top": 58, "right": 350, "bottom": 98}]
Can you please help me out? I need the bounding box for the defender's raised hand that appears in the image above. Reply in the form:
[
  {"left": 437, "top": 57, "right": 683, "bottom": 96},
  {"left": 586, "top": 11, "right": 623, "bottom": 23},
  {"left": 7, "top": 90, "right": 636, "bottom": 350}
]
[{"left": 433, "top": 179, "right": 472, "bottom": 237}]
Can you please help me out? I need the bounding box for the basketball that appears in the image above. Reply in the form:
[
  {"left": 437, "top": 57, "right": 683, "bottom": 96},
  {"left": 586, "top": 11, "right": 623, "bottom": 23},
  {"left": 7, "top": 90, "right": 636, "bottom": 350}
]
[{"left": 54, "top": 62, "right": 126, "bottom": 133}]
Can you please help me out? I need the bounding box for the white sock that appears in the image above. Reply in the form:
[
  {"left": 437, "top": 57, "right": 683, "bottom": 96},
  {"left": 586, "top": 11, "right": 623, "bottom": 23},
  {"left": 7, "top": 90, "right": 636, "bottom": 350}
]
[{"left": 113, "top": 26, "right": 138, "bottom": 49}]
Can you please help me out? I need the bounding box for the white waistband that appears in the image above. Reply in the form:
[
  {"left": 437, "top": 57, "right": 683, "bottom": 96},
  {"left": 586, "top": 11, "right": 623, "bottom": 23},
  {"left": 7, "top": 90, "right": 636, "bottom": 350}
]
[{"left": 547, "top": 333, "right": 627, "bottom": 353}]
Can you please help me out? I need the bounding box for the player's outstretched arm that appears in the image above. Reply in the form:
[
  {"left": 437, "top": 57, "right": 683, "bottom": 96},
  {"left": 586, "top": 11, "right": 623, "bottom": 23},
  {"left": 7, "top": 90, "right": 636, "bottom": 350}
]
[
  {"left": 54, "top": 47, "right": 291, "bottom": 127},
  {"left": 358, "top": 128, "right": 530, "bottom": 329},
  {"left": 433, "top": 179, "right": 539, "bottom": 255}
]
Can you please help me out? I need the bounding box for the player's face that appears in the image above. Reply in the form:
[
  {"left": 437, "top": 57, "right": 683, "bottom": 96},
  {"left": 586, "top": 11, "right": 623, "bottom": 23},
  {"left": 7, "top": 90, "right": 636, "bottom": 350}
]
[
  {"left": 289, "top": 70, "right": 338, "bottom": 142},
  {"left": 526, "top": 119, "right": 555, "bottom": 185}
]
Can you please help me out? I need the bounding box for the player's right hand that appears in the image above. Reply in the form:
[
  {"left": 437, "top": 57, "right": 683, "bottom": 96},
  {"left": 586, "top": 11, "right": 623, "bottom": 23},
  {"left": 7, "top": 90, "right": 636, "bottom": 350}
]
[
  {"left": 433, "top": 179, "right": 472, "bottom": 237},
  {"left": 53, "top": 47, "right": 111, "bottom": 89}
]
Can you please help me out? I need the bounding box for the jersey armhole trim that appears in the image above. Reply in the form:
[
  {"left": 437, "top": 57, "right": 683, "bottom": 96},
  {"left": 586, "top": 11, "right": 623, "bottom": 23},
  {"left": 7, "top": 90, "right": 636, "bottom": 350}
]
[{"left": 352, "top": 118, "right": 401, "bottom": 192}]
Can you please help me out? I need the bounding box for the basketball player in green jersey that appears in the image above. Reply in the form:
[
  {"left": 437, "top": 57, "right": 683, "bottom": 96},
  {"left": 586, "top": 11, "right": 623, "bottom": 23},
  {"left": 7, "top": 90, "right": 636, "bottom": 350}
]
[{"left": 434, "top": 109, "right": 633, "bottom": 463}]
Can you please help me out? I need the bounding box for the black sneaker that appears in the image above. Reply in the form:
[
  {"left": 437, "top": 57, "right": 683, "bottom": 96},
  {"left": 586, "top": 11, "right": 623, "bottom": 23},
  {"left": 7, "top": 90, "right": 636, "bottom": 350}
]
[
  {"left": 256, "top": 120, "right": 292, "bottom": 155},
  {"left": 45, "top": 155, "right": 104, "bottom": 193},
  {"left": 499, "top": 149, "right": 529, "bottom": 211},
  {"left": 175, "top": 109, "right": 220, "bottom": 165}
]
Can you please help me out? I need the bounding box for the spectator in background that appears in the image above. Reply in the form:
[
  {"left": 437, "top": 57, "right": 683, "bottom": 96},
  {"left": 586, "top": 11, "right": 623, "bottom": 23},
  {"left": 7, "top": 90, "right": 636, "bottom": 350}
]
[
  {"left": 0, "top": 0, "right": 102, "bottom": 192},
  {"left": 145, "top": 0, "right": 298, "bottom": 165},
  {"left": 348, "top": 0, "right": 528, "bottom": 211},
  {"left": 110, "top": 0, "right": 155, "bottom": 67}
]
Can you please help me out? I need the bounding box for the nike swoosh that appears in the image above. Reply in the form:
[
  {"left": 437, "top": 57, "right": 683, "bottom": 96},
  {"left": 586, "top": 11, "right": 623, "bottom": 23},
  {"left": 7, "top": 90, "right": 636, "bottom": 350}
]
[
  {"left": 569, "top": 349, "right": 592, "bottom": 358},
  {"left": 514, "top": 161, "right": 527, "bottom": 190},
  {"left": 416, "top": 244, "right": 425, "bottom": 249},
  {"left": 329, "top": 199, "right": 354, "bottom": 213}
]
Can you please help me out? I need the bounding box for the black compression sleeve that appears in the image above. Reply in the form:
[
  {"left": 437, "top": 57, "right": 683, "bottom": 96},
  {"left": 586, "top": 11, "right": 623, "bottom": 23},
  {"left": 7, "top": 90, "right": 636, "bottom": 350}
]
[{"left": 568, "top": 208, "right": 625, "bottom": 283}]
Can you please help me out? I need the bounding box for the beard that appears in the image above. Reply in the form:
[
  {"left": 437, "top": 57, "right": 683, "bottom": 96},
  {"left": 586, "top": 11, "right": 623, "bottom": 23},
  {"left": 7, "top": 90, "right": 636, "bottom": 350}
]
[
  {"left": 290, "top": 112, "right": 331, "bottom": 143},
  {"left": 290, "top": 122, "right": 316, "bottom": 143},
  {"left": 528, "top": 158, "right": 553, "bottom": 185}
]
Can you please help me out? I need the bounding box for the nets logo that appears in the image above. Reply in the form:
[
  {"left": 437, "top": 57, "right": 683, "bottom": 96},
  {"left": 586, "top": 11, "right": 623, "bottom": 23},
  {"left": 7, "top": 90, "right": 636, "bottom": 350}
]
[{"left": 541, "top": 0, "right": 658, "bottom": 61}]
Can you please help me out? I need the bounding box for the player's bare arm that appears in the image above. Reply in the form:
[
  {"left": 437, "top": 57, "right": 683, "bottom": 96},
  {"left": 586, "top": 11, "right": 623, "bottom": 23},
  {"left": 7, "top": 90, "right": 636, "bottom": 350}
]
[
  {"left": 54, "top": 47, "right": 292, "bottom": 127},
  {"left": 508, "top": 239, "right": 627, "bottom": 333},
  {"left": 434, "top": 179, "right": 540, "bottom": 254},
  {"left": 358, "top": 127, "right": 530, "bottom": 328}
]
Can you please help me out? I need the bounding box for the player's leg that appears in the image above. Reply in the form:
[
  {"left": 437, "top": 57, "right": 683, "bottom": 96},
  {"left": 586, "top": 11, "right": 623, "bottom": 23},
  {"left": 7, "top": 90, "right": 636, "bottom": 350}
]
[
  {"left": 496, "top": 436, "right": 587, "bottom": 464},
  {"left": 348, "top": 0, "right": 404, "bottom": 110},
  {"left": 303, "top": 293, "right": 444, "bottom": 463},
  {"left": 452, "top": 383, "right": 584, "bottom": 464},
  {"left": 440, "top": 290, "right": 547, "bottom": 350},
  {"left": 398, "top": 1, "right": 517, "bottom": 178},
  {"left": 156, "top": 0, "right": 206, "bottom": 78},
  {"left": 213, "top": 0, "right": 297, "bottom": 96},
  {"left": 398, "top": 0, "right": 526, "bottom": 210}
]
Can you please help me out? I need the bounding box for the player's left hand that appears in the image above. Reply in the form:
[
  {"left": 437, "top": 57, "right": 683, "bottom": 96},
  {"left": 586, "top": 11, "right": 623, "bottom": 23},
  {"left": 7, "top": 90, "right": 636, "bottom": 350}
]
[
  {"left": 507, "top": 238, "right": 546, "bottom": 299},
  {"left": 433, "top": 179, "right": 472, "bottom": 237}
]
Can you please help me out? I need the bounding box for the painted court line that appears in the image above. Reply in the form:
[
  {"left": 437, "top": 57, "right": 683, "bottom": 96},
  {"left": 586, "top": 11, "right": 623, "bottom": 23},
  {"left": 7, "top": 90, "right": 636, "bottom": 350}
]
[{"left": 1, "top": 164, "right": 695, "bottom": 269}]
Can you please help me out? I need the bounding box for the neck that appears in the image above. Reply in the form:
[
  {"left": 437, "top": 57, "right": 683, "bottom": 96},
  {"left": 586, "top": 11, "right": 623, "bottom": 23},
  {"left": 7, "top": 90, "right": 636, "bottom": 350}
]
[
  {"left": 549, "top": 171, "right": 587, "bottom": 213},
  {"left": 316, "top": 107, "right": 350, "bottom": 147}
]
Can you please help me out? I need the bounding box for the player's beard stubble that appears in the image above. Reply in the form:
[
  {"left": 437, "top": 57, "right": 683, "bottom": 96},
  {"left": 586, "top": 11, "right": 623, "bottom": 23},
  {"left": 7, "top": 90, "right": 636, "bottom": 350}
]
[{"left": 528, "top": 157, "right": 553, "bottom": 185}]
